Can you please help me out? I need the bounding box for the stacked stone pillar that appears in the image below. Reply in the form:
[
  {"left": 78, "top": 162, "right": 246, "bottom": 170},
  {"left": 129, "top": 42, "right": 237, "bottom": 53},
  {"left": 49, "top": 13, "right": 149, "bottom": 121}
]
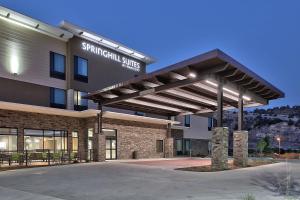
[
  {"left": 164, "top": 123, "right": 174, "bottom": 158},
  {"left": 211, "top": 127, "right": 228, "bottom": 170},
  {"left": 233, "top": 131, "right": 248, "bottom": 167},
  {"left": 93, "top": 108, "right": 106, "bottom": 162}
]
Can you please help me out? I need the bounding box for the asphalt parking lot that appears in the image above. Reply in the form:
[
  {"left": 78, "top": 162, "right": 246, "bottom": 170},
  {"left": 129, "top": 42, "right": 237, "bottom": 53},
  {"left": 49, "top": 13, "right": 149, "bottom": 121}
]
[{"left": 0, "top": 159, "right": 299, "bottom": 200}]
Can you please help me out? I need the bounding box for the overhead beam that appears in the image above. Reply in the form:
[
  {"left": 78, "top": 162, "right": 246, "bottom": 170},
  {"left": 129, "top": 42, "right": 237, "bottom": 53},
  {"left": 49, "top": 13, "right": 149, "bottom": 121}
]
[
  {"left": 101, "top": 69, "right": 213, "bottom": 105},
  {"left": 211, "top": 74, "right": 268, "bottom": 105}
]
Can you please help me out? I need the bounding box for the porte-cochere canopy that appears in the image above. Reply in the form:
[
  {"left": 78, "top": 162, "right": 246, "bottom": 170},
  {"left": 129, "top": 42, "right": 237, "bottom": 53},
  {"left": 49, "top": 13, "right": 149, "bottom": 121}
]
[{"left": 85, "top": 49, "right": 284, "bottom": 116}]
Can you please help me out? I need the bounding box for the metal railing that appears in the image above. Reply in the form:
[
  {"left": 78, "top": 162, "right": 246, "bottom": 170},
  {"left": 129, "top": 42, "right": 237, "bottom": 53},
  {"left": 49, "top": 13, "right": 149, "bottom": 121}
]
[{"left": 0, "top": 149, "right": 94, "bottom": 167}]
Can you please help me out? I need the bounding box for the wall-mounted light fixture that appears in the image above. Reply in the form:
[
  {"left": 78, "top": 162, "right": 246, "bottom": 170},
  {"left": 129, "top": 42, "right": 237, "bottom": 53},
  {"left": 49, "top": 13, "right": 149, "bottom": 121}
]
[{"left": 10, "top": 54, "right": 19, "bottom": 75}]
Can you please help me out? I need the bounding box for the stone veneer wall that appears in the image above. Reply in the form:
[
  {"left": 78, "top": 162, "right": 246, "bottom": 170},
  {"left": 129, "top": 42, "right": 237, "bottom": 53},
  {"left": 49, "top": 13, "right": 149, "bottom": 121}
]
[
  {"left": 171, "top": 129, "right": 184, "bottom": 156},
  {"left": 0, "top": 109, "right": 171, "bottom": 160},
  {"left": 0, "top": 109, "right": 86, "bottom": 154},
  {"left": 233, "top": 131, "right": 248, "bottom": 167},
  {"left": 85, "top": 117, "right": 169, "bottom": 159},
  {"left": 190, "top": 139, "right": 209, "bottom": 156},
  {"left": 211, "top": 127, "right": 228, "bottom": 170}
]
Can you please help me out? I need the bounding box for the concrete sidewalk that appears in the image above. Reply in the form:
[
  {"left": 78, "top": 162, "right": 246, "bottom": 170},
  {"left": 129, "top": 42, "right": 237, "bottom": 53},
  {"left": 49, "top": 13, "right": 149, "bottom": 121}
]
[{"left": 0, "top": 160, "right": 299, "bottom": 200}]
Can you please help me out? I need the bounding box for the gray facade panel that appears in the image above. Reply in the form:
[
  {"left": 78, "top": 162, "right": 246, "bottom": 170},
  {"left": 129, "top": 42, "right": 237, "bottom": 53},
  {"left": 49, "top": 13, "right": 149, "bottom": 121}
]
[
  {"left": 68, "top": 37, "right": 146, "bottom": 93},
  {"left": 0, "top": 77, "right": 50, "bottom": 107},
  {"left": 0, "top": 18, "right": 67, "bottom": 89}
]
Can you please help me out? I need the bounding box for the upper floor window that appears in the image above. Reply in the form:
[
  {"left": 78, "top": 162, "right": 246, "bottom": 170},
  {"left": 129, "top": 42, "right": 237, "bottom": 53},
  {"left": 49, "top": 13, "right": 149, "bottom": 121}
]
[
  {"left": 74, "top": 56, "right": 88, "bottom": 83},
  {"left": 184, "top": 115, "right": 191, "bottom": 127},
  {"left": 50, "top": 52, "right": 66, "bottom": 80},
  {"left": 74, "top": 90, "right": 88, "bottom": 111},
  {"left": 50, "top": 88, "right": 66, "bottom": 109}
]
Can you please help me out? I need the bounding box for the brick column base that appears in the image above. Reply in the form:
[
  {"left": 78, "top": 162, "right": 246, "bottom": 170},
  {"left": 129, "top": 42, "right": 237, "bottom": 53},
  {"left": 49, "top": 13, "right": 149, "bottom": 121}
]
[
  {"left": 211, "top": 127, "right": 228, "bottom": 170},
  {"left": 164, "top": 138, "right": 174, "bottom": 158},
  {"left": 93, "top": 134, "right": 106, "bottom": 162},
  {"left": 233, "top": 131, "right": 248, "bottom": 167}
]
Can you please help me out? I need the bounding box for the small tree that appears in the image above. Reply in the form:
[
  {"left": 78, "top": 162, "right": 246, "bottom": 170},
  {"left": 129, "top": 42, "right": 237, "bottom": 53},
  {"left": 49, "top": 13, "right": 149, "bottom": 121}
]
[{"left": 257, "top": 139, "right": 267, "bottom": 157}]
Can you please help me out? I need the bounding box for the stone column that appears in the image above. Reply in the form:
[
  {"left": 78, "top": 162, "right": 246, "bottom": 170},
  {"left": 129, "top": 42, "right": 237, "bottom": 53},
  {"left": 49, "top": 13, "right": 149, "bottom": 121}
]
[
  {"left": 93, "top": 118, "right": 106, "bottom": 162},
  {"left": 233, "top": 131, "right": 248, "bottom": 167},
  {"left": 17, "top": 127, "right": 24, "bottom": 152},
  {"left": 164, "top": 138, "right": 174, "bottom": 158},
  {"left": 164, "top": 123, "right": 174, "bottom": 158},
  {"left": 211, "top": 127, "right": 228, "bottom": 170}
]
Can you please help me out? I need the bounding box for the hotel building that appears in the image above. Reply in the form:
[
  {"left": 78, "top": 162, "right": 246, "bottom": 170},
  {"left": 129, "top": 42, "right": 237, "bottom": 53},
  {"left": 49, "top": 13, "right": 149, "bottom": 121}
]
[{"left": 0, "top": 6, "right": 284, "bottom": 161}]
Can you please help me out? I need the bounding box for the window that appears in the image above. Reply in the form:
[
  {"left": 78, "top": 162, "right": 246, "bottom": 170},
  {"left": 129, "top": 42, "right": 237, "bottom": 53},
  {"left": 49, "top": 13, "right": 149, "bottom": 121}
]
[
  {"left": 208, "top": 117, "right": 216, "bottom": 131},
  {"left": 50, "top": 52, "right": 66, "bottom": 80},
  {"left": 184, "top": 139, "right": 191, "bottom": 154},
  {"left": 24, "top": 129, "right": 67, "bottom": 152},
  {"left": 72, "top": 131, "right": 78, "bottom": 152},
  {"left": 0, "top": 128, "right": 17, "bottom": 151},
  {"left": 134, "top": 111, "right": 145, "bottom": 116},
  {"left": 74, "top": 90, "right": 88, "bottom": 111},
  {"left": 176, "top": 139, "right": 182, "bottom": 152},
  {"left": 156, "top": 140, "right": 164, "bottom": 153},
  {"left": 184, "top": 115, "right": 191, "bottom": 127},
  {"left": 50, "top": 88, "right": 66, "bottom": 109},
  {"left": 74, "top": 56, "right": 88, "bottom": 82}
]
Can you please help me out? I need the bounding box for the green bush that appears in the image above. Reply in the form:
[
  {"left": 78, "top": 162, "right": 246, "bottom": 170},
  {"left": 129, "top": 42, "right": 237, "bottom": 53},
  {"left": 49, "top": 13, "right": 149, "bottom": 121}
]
[
  {"left": 42, "top": 152, "right": 48, "bottom": 160},
  {"left": 53, "top": 152, "right": 61, "bottom": 160},
  {"left": 11, "top": 153, "right": 20, "bottom": 162},
  {"left": 242, "top": 194, "right": 255, "bottom": 200},
  {"left": 257, "top": 139, "right": 267, "bottom": 156}
]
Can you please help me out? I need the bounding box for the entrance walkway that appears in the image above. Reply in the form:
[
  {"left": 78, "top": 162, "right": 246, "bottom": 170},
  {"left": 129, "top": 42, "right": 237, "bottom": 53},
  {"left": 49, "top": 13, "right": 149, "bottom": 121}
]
[
  {"left": 119, "top": 157, "right": 232, "bottom": 170},
  {"left": 0, "top": 160, "right": 299, "bottom": 199}
]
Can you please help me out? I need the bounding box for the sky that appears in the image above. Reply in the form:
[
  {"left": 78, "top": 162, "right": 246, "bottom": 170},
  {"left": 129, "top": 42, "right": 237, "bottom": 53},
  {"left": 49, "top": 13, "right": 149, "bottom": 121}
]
[{"left": 0, "top": 0, "right": 299, "bottom": 108}]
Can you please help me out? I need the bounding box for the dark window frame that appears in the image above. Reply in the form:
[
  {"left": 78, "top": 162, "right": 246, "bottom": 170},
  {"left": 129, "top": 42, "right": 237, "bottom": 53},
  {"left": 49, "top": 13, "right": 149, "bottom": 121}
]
[
  {"left": 23, "top": 128, "right": 68, "bottom": 152},
  {"left": 74, "top": 56, "right": 88, "bottom": 83},
  {"left": 156, "top": 140, "right": 164, "bottom": 153},
  {"left": 0, "top": 127, "right": 18, "bottom": 152},
  {"left": 72, "top": 131, "right": 79, "bottom": 153},
  {"left": 50, "top": 88, "right": 66, "bottom": 109},
  {"left": 50, "top": 52, "right": 66, "bottom": 80},
  {"left": 74, "top": 90, "right": 88, "bottom": 111},
  {"left": 184, "top": 115, "right": 191, "bottom": 127}
]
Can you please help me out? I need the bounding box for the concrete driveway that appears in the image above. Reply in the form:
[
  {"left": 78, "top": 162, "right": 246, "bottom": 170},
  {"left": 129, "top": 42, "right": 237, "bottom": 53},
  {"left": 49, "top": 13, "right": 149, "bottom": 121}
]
[{"left": 0, "top": 160, "right": 299, "bottom": 200}]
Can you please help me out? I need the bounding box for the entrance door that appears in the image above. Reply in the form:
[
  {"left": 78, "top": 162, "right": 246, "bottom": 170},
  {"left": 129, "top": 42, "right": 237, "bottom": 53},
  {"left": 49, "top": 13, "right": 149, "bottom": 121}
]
[
  {"left": 106, "top": 138, "right": 116, "bottom": 160},
  {"left": 104, "top": 129, "right": 117, "bottom": 160}
]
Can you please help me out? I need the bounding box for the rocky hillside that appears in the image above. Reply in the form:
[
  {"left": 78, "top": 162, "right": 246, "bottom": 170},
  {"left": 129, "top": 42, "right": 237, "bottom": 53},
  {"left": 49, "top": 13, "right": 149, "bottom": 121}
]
[{"left": 223, "top": 105, "right": 300, "bottom": 150}]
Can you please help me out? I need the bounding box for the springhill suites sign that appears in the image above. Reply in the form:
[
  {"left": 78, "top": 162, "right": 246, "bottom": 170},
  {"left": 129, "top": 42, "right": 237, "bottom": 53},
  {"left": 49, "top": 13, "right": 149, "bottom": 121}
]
[{"left": 81, "top": 42, "right": 141, "bottom": 72}]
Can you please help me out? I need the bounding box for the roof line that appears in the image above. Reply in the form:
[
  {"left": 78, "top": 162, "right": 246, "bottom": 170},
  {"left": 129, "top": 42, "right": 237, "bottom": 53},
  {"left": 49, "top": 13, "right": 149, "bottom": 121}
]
[
  {"left": 0, "top": 6, "right": 73, "bottom": 41},
  {"left": 59, "top": 20, "right": 155, "bottom": 64},
  {"left": 94, "top": 49, "right": 284, "bottom": 98}
]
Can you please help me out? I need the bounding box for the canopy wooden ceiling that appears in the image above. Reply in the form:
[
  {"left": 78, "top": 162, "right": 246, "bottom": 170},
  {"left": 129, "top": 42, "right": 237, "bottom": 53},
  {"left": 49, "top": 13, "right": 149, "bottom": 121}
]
[{"left": 85, "top": 49, "right": 284, "bottom": 116}]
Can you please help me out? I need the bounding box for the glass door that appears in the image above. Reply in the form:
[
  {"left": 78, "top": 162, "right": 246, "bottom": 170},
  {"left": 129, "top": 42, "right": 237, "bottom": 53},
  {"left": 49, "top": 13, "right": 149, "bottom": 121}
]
[
  {"left": 105, "top": 138, "right": 116, "bottom": 160},
  {"left": 104, "top": 129, "right": 117, "bottom": 160}
]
